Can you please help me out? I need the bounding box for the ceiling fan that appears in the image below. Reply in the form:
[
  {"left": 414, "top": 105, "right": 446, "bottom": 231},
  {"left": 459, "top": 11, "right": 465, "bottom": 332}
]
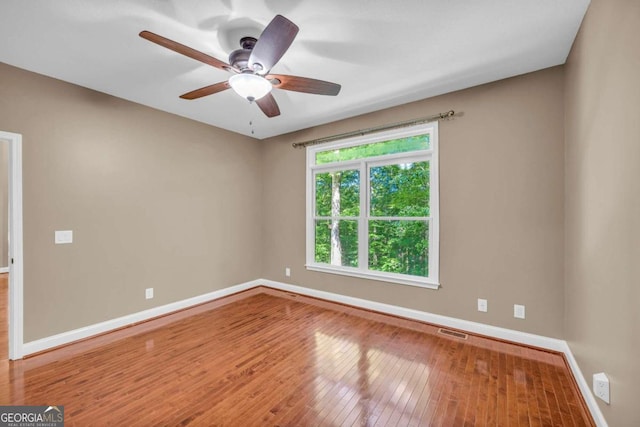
[{"left": 139, "top": 15, "right": 341, "bottom": 118}]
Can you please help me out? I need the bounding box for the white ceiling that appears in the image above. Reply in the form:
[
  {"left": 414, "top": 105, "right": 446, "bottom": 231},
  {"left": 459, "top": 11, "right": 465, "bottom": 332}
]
[{"left": 0, "top": 0, "right": 590, "bottom": 139}]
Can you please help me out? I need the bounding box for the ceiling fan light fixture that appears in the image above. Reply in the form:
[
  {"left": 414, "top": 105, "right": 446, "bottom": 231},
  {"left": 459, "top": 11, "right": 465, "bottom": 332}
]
[
  {"left": 229, "top": 73, "right": 272, "bottom": 102},
  {"left": 140, "top": 15, "right": 339, "bottom": 119}
]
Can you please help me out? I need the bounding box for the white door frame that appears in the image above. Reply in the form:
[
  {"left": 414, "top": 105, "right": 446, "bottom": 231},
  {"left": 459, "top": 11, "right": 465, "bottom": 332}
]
[{"left": 0, "top": 131, "right": 24, "bottom": 360}]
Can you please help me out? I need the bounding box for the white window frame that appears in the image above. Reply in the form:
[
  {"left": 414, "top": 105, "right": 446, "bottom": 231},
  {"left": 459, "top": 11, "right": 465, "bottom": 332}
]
[{"left": 305, "top": 122, "right": 440, "bottom": 289}]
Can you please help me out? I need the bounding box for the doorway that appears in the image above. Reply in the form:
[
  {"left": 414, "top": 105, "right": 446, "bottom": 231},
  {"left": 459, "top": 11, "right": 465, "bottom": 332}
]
[
  {"left": 0, "top": 131, "right": 24, "bottom": 360},
  {"left": 0, "top": 141, "right": 8, "bottom": 361}
]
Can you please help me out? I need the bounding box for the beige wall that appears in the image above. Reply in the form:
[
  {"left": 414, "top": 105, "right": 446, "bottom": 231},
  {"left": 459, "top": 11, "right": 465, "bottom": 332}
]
[
  {"left": 564, "top": 0, "right": 640, "bottom": 425},
  {"left": 0, "top": 63, "right": 567, "bottom": 343},
  {"left": 0, "top": 60, "right": 566, "bottom": 344},
  {"left": 0, "top": 63, "right": 263, "bottom": 342},
  {"left": 261, "top": 67, "right": 566, "bottom": 338}
]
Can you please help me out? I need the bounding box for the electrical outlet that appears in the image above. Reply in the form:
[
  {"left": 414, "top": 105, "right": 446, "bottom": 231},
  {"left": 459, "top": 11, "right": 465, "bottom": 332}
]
[
  {"left": 145, "top": 288, "right": 154, "bottom": 300},
  {"left": 54, "top": 230, "right": 73, "bottom": 244},
  {"left": 477, "top": 298, "right": 487, "bottom": 312},
  {"left": 285, "top": 267, "right": 291, "bottom": 277},
  {"left": 514, "top": 304, "right": 525, "bottom": 319},
  {"left": 593, "top": 372, "right": 610, "bottom": 404}
]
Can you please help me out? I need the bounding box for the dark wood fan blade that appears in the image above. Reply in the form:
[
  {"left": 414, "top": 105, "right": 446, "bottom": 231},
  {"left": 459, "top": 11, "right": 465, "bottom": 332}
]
[
  {"left": 248, "top": 15, "right": 299, "bottom": 74},
  {"left": 267, "top": 74, "right": 341, "bottom": 96},
  {"left": 180, "top": 81, "right": 230, "bottom": 100},
  {"left": 255, "top": 93, "right": 281, "bottom": 117},
  {"left": 139, "top": 30, "right": 232, "bottom": 72}
]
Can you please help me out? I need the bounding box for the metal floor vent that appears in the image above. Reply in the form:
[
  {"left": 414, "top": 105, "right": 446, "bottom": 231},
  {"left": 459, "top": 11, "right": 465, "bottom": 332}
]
[{"left": 438, "top": 328, "right": 468, "bottom": 340}]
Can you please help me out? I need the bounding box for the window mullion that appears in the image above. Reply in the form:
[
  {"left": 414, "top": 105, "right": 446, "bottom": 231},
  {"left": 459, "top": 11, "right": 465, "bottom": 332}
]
[{"left": 358, "top": 160, "right": 368, "bottom": 270}]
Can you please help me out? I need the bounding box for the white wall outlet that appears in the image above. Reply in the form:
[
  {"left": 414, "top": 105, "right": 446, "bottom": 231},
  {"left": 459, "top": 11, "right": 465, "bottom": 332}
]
[
  {"left": 54, "top": 230, "right": 73, "bottom": 244},
  {"left": 145, "top": 288, "right": 154, "bottom": 299},
  {"left": 593, "top": 372, "right": 610, "bottom": 404},
  {"left": 514, "top": 304, "right": 525, "bottom": 319},
  {"left": 477, "top": 298, "right": 488, "bottom": 312},
  {"left": 285, "top": 267, "right": 291, "bottom": 277}
]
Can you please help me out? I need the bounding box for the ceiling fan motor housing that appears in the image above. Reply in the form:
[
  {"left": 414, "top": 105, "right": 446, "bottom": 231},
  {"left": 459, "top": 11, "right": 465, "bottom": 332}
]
[{"left": 229, "top": 37, "right": 258, "bottom": 71}]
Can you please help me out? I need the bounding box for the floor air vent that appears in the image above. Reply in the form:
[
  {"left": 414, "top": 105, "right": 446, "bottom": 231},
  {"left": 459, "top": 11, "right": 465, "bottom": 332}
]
[{"left": 438, "top": 328, "right": 468, "bottom": 340}]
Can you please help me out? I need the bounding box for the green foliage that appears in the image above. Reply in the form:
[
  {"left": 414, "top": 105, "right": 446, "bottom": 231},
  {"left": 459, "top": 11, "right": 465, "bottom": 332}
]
[
  {"left": 368, "top": 220, "right": 428, "bottom": 276},
  {"left": 313, "top": 134, "right": 431, "bottom": 278},
  {"left": 315, "top": 134, "right": 430, "bottom": 165},
  {"left": 315, "top": 170, "right": 360, "bottom": 216},
  {"left": 370, "top": 161, "right": 429, "bottom": 217},
  {"left": 314, "top": 220, "right": 358, "bottom": 267}
]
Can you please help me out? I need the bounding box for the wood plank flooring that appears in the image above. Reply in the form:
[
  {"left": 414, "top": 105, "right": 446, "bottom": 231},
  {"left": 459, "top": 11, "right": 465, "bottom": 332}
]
[
  {"left": 0, "top": 280, "right": 594, "bottom": 426},
  {"left": 0, "top": 274, "right": 6, "bottom": 363}
]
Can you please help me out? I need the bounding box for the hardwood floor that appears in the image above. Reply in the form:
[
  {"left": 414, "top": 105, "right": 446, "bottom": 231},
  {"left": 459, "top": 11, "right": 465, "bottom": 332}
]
[
  {"left": 0, "top": 284, "right": 593, "bottom": 426},
  {"left": 0, "top": 273, "right": 6, "bottom": 363}
]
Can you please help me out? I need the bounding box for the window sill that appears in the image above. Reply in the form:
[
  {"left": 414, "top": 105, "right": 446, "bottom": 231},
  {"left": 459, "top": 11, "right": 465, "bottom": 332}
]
[{"left": 305, "top": 264, "right": 440, "bottom": 290}]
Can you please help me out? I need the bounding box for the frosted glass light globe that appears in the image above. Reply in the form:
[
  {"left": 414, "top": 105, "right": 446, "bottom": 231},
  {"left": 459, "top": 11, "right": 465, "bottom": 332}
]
[{"left": 229, "top": 73, "right": 272, "bottom": 101}]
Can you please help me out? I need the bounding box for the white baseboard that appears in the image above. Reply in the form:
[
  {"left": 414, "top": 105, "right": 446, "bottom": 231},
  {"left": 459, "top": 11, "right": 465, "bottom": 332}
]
[
  {"left": 259, "top": 279, "right": 567, "bottom": 350},
  {"left": 0, "top": 267, "right": 9, "bottom": 273},
  {"left": 258, "top": 279, "right": 608, "bottom": 427},
  {"left": 561, "top": 341, "right": 609, "bottom": 427},
  {"left": 19, "top": 277, "right": 607, "bottom": 426},
  {"left": 22, "top": 279, "right": 262, "bottom": 357}
]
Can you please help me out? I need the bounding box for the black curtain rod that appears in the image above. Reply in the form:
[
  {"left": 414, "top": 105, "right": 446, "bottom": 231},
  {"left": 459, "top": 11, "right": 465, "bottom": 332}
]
[{"left": 292, "top": 110, "right": 457, "bottom": 148}]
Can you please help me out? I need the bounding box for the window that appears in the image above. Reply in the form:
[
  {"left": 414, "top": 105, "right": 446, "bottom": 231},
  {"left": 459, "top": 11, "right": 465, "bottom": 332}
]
[{"left": 306, "top": 122, "right": 439, "bottom": 288}]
